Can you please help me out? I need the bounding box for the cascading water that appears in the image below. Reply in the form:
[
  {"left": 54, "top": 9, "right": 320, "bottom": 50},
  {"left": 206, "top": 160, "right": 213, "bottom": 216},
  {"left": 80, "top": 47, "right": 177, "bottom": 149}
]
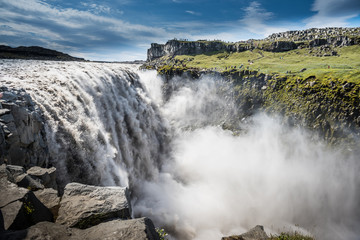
[
  {"left": 1, "top": 59, "right": 359, "bottom": 240},
  {"left": 0, "top": 60, "right": 170, "bottom": 189}
]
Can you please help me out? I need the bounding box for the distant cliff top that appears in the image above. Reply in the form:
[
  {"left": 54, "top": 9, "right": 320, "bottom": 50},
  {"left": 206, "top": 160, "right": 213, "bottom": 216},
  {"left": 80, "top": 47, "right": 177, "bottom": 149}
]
[
  {"left": 0, "top": 45, "right": 85, "bottom": 61},
  {"left": 266, "top": 27, "right": 360, "bottom": 41},
  {"left": 147, "top": 27, "right": 360, "bottom": 61}
]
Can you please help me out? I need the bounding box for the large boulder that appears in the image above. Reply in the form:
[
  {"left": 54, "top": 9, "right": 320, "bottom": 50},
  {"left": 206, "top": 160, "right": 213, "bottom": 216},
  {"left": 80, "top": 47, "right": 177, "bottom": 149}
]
[
  {"left": 222, "top": 225, "right": 269, "bottom": 240},
  {"left": 78, "top": 217, "right": 160, "bottom": 240},
  {"left": 56, "top": 183, "right": 131, "bottom": 229},
  {"left": 27, "top": 166, "right": 57, "bottom": 190},
  {"left": 0, "top": 87, "right": 48, "bottom": 168},
  {"left": 0, "top": 177, "right": 53, "bottom": 230},
  {"left": 3, "top": 217, "right": 160, "bottom": 240}
]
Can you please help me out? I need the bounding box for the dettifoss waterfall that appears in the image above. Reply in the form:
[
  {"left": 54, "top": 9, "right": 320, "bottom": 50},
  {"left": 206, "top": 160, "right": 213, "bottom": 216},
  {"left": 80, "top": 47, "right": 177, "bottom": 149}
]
[{"left": 1, "top": 59, "right": 360, "bottom": 240}]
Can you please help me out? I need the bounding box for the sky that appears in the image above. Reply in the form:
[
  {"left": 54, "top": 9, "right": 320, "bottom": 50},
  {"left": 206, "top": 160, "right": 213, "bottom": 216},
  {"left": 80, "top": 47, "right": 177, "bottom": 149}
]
[{"left": 0, "top": 0, "right": 360, "bottom": 61}]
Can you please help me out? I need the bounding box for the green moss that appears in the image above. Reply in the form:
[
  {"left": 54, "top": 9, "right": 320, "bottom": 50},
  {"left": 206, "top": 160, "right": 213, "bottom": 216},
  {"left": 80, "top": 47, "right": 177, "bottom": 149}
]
[
  {"left": 171, "top": 45, "right": 360, "bottom": 82},
  {"left": 23, "top": 201, "right": 35, "bottom": 214},
  {"left": 269, "top": 232, "right": 314, "bottom": 240}
]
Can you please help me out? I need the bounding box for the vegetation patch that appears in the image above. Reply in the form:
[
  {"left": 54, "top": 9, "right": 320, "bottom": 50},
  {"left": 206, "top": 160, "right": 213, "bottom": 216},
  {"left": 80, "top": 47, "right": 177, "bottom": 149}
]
[{"left": 269, "top": 232, "right": 314, "bottom": 240}]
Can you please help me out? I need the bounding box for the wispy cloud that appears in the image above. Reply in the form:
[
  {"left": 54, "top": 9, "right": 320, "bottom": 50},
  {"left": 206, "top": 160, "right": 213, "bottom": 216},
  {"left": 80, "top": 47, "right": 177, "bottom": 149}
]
[
  {"left": 239, "top": 1, "right": 288, "bottom": 37},
  {"left": 0, "top": 0, "right": 171, "bottom": 60},
  {"left": 305, "top": 0, "right": 360, "bottom": 27},
  {"left": 81, "top": 2, "right": 111, "bottom": 15},
  {"left": 185, "top": 10, "right": 201, "bottom": 16}
]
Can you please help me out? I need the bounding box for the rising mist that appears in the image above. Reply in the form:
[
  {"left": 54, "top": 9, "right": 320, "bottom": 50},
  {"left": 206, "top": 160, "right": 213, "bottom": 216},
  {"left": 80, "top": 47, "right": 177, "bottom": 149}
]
[{"left": 135, "top": 70, "right": 360, "bottom": 240}]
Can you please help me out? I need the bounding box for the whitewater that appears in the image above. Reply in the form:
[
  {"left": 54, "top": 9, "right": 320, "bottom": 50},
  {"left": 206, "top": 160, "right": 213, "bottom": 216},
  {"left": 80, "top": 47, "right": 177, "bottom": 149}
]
[{"left": 0, "top": 59, "right": 359, "bottom": 240}]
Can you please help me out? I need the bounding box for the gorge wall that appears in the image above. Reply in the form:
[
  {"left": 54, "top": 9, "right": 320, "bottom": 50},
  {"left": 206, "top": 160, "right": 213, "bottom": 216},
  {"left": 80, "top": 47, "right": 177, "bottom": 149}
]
[{"left": 147, "top": 27, "right": 360, "bottom": 61}]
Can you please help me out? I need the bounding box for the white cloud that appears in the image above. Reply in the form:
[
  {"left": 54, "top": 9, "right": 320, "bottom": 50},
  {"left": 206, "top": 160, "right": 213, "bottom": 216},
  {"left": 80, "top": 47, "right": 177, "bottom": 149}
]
[
  {"left": 239, "top": 1, "right": 288, "bottom": 37},
  {"left": 0, "top": 0, "right": 172, "bottom": 60},
  {"left": 305, "top": 0, "right": 360, "bottom": 28},
  {"left": 185, "top": 10, "right": 201, "bottom": 16}
]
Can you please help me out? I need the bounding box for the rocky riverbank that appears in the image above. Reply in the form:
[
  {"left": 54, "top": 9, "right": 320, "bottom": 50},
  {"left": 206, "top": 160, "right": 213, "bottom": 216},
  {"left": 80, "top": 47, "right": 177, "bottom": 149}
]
[{"left": 0, "top": 164, "right": 160, "bottom": 240}]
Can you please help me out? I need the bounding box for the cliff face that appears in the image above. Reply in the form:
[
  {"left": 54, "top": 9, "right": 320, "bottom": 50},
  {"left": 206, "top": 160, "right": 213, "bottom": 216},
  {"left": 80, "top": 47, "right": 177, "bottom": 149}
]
[
  {"left": 154, "top": 67, "right": 360, "bottom": 146},
  {"left": 0, "top": 87, "right": 48, "bottom": 168},
  {"left": 147, "top": 27, "right": 360, "bottom": 61},
  {"left": 147, "top": 40, "right": 258, "bottom": 61}
]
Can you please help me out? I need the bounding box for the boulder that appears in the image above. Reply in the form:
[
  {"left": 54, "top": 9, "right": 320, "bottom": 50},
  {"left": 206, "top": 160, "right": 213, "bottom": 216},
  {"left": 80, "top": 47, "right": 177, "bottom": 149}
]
[
  {"left": 1, "top": 221, "right": 70, "bottom": 240},
  {"left": 33, "top": 188, "right": 60, "bottom": 219},
  {"left": 56, "top": 183, "right": 131, "bottom": 229},
  {"left": 222, "top": 225, "right": 269, "bottom": 240},
  {"left": 3, "top": 218, "right": 160, "bottom": 240},
  {"left": 6, "top": 165, "right": 25, "bottom": 180},
  {"left": 0, "top": 177, "right": 53, "bottom": 230},
  {"left": 27, "top": 166, "right": 57, "bottom": 190},
  {"left": 79, "top": 217, "right": 160, "bottom": 240},
  {"left": 0, "top": 164, "right": 13, "bottom": 183},
  {"left": 15, "top": 173, "right": 44, "bottom": 190}
]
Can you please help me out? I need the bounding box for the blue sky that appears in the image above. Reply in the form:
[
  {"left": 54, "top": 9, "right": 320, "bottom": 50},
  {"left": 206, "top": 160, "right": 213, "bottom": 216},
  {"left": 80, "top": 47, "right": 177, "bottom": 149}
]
[{"left": 0, "top": 0, "right": 359, "bottom": 61}]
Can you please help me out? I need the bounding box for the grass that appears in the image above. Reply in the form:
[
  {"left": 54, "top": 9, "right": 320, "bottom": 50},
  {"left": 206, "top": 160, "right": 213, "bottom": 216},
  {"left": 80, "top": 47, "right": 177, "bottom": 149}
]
[
  {"left": 269, "top": 232, "right": 314, "bottom": 240},
  {"left": 173, "top": 45, "right": 360, "bottom": 83}
]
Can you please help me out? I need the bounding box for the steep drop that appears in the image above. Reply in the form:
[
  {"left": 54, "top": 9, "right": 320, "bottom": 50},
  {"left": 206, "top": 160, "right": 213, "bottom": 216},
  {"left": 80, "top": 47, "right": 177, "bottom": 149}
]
[{"left": 0, "top": 60, "right": 169, "bottom": 188}]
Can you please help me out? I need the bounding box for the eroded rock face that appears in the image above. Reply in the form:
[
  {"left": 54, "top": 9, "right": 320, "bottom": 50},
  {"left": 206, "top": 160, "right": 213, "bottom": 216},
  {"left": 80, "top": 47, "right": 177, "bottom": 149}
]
[
  {"left": 56, "top": 182, "right": 131, "bottom": 229},
  {"left": 0, "top": 87, "right": 48, "bottom": 168}
]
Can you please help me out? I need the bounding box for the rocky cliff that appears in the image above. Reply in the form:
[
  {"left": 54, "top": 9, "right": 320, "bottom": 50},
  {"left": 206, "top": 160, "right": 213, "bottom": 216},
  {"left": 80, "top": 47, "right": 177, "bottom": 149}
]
[
  {"left": 147, "top": 27, "right": 360, "bottom": 61},
  {"left": 0, "top": 87, "right": 48, "bottom": 168}
]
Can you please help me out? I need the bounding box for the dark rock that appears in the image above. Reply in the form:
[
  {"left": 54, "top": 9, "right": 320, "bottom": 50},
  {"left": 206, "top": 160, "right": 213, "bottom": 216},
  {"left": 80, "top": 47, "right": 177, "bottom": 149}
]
[
  {"left": 3, "top": 217, "right": 160, "bottom": 240},
  {"left": 6, "top": 165, "right": 25, "bottom": 181},
  {"left": 15, "top": 173, "right": 44, "bottom": 190},
  {"left": 79, "top": 217, "right": 160, "bottom": 240},
  {"left": 27, "top": 166, "right": 57, "bottom": 190},
  {"left": 222, "top": 225, "right": 269, "bottom": 240},
  {"left": 0, "top": 114, "right": 15, "bottom": 124},
  {"left": 0, "top": 177, "right": 53, "bottom": 230},
  {"left": 0, "top": 87, "right": 48, "bottom": 168},
  {"left": 2, "top": 221, "right": 70, "bottom": 240},
  {"left": 0, "top": 164, "right": 14, "bottom": 183},
  {"left": 56, "top": 183, "right": 131, "bottom": 229},
  {"left": 266, "top": 41, "right": 297, "bottom": 52},
  {"left": 33, "top": 188, "right": 60, "bottom": 220},
  {"left": 0, "top": 109, "right": 10, "bottom": 116}
]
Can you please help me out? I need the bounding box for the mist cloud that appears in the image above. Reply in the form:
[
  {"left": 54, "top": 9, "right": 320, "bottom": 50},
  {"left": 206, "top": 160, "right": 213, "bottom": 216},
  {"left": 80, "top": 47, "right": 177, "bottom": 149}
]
[{"left": 134, "top": 72, "right": 360, "bottom": 240}]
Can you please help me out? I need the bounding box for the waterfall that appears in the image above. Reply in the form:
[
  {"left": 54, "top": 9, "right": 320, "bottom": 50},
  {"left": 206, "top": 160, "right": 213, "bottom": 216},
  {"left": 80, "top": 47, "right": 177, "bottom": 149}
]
[
  {"left": 0, "top": 60, "right": 169, "bottom": 188},
  {"left": 1, "top": 59, "right": 359, "bottom": 240}
]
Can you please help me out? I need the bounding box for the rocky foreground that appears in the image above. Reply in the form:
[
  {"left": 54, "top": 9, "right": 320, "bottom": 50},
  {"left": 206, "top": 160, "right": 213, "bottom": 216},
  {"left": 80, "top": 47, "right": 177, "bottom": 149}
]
[
  {"left": 0, "top": 164, "right": 159, "bottom": 240},
  {"left": 0, "top": 163, "right": 275, "bottom": 240}
]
